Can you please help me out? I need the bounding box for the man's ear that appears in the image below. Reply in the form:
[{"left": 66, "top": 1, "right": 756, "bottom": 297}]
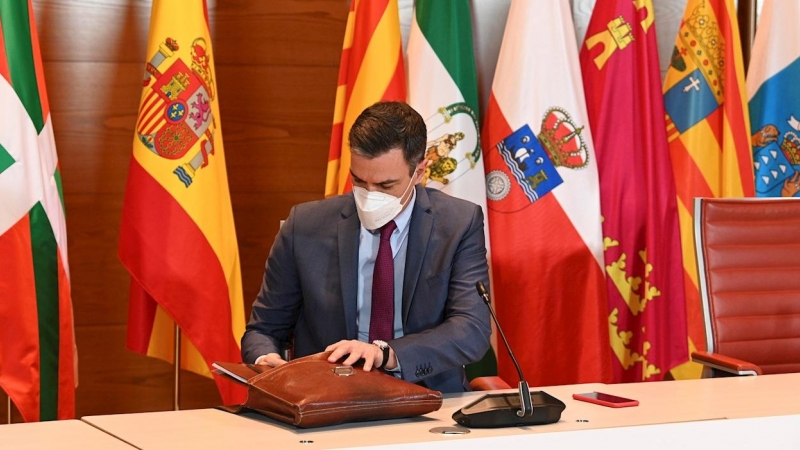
[{"left": 412, "top": 161, "right": 427, "bottom": 183}]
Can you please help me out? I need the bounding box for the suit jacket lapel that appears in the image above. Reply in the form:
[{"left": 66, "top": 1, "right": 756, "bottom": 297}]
[
  {"left": 402, "top": 185, "right": 432, "bottom": 325},
  {"left": 338, "top": 197, "right": 360, "bottom": 340}
]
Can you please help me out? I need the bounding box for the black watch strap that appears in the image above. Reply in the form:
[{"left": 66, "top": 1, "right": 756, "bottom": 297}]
[{"left": 373, "top": 341, "right": 390, "bottom": 369}]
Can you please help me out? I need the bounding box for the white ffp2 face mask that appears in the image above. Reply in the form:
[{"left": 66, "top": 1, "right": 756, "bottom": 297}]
[{"left": 353, "top": 174, "right": 416, "bottom": 230}]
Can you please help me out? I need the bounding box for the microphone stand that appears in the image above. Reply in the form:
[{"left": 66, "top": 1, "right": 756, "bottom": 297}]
[
  {"left": 451, "top": 282, "right": 565, "bottom": 428},
  {"left": 478, "top": 283, "right": 533, "bottom": 419}
]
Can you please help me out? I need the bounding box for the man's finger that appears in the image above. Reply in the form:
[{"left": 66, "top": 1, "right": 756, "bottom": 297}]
[
  {"left": 327, "top": 346, "right": 349, "bottom": 363},
  {"left": 342, "top": 351, "right": 362, "bottom": 367}
]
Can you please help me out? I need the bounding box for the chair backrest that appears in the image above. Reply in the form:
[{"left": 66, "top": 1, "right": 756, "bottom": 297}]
[{"left": 694, "top": 198, "right": 800, "bottom": 374}]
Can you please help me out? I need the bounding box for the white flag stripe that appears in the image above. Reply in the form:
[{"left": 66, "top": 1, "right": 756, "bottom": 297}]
[
  {"left": 407, "top": 11, "right": 491, "bottom": 251},
  {"left": 492, "top": 0, "right": 604, "bottom": 267},
  {"left": 0, "top": 79, "right": 69, "bottom": 276},
  {"left": 746, "top": 0, "right": 800, "bottom": 99},
  {"left": 0, "top": 79, "right": 44, "bottom": 233},
  {"left": 38, "top": 119, "right": 71, "bottom": 279}
]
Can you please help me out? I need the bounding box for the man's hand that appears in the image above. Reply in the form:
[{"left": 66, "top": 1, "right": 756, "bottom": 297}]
[
  {"left": 254, "top": 353, "right": 287, "bottom": 367},
  {"left": 325, "top": 340, "right": 397, "bottom": 371}
]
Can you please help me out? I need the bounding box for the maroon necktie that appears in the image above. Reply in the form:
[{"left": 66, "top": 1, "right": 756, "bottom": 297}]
[{"left": 369, "top": 220, "right": 397, "bottom": 342}]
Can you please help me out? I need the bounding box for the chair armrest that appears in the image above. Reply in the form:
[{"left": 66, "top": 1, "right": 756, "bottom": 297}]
[
  {"left": 691, "top": 351, "right": 763, "bottom": 376},
  {"left": 469, "top": 376, "right": 512, "bottom": 391}
]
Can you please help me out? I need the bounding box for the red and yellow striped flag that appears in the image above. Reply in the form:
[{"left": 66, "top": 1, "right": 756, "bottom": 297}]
[
  {"left": 0, "top": 0, "right": 77, "bottom": 421},
  {"left": 325, "top": 0, "right": 406, "bottom": 196},
  {"left": 662, "top": 0, "right": 754, "bottom": 379},
  {"left": 118, "top": 0, "right": 245, "bottom": 404}
]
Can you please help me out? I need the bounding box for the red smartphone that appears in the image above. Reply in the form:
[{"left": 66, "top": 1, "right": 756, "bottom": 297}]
[{"left": 572, "top": 392, "right": 639, "bottom": 408}]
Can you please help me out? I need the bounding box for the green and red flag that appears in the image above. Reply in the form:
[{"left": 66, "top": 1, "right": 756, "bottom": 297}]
[
  {"left": 482, "top": 0, "right": 611, "bottom": 386},
  {"left": 580, "top": 0, "right": 689, "bottom": 382},
  {"left": 0, "top": 0, "right": 77, "bottom": 421},
  {"left": 325, "top": 0, "right": 406, "bottom": 196},
  {"left": 119, "top": 0, "right": 245, "bottom": 404},
  {"left": 663, "top": 0, "right": 754, "bottom": 379},
  {"left": 407, "top": 0, "right": 496, "bottom": 378}
]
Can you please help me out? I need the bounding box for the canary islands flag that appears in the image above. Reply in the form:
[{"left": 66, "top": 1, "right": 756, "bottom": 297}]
[{"left": 748, "top": 0, "right": 800, "bottom": 198}]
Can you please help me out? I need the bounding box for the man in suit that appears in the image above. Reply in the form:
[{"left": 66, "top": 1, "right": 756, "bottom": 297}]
[{"left": 241, "top": 101, "right": 490, "bottom": 393}]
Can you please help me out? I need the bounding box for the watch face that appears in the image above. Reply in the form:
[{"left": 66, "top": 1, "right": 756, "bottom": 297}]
[{"left": 373, "top": 340, "right": 388, "bottom": 349}]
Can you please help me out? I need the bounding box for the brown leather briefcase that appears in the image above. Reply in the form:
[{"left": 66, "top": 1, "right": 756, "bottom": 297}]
[{"left": 214, "top": 352, "right": 443, "bottom": 428}]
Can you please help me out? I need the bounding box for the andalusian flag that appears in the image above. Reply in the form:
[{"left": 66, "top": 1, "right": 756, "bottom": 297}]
[
  {"left": 748, "top": 0, "right": 800, "bottom": 199},
  {"left": 482, "top": 0, "right": 611, "bottom": 386},
  {"left": 663, "top": 0, "right": 754, "bottom": 379},
  {"left": 407, "top": 0, "right": 495, "bottom": 379},
  {"left": 119, "top": 0, "right": 245, "bottom": 404},
  {"left": 325, "top": 0, "right": 406, "bottom": 196},
  {"left": 581, "top": 0, "right": 689, "bottom": 382},
  {"left": 0, "top": 0, "right": 76, "bottom": 421}
]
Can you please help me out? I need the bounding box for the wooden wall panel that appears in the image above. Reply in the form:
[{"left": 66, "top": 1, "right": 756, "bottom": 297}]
[{"left": 0, "top": 0, "right": 348, "bottom": 421}]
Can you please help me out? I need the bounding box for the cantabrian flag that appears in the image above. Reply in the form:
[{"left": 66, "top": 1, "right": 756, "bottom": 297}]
[
  {"left": 482, "top": 0, "right": 611, "bottom": 386},
  {"left": 325, "top": 0, "right": 406, "bottom": 196},
  {"left": 663, "top": 0, "right": 754, "bottom": 379},
  {"left": 119, "top": 0, "right": 245, "bottom": 404},
  {"left": 580, "top": 0, "right": 688, "bottom": 382},
  {"left": 407, "top": 0, "right": 496, "bottom": 378},
  {"left": 0, "top": 0, "right": 76, "bottom": 421},
  {"left": 748, "top": 0, "right": 800, "bottom": 198}
]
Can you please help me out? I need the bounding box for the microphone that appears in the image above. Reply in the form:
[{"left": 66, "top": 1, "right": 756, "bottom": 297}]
[{"left": 451, "top": 281, "right": 565, "bottom": 428}]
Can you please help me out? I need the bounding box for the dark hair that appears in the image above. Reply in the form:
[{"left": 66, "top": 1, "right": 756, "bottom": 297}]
[{"left": 348, "top": 101, "right": 427, "bottom": 175}]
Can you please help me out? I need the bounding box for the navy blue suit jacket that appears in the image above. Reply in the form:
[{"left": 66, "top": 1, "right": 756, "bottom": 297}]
[{"left": 241, "top": 185, "right": 491, "bottom": 393}]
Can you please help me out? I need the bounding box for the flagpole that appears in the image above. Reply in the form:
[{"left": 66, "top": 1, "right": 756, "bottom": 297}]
[
  {"left": 738, "top": 0, "right": 757, "bottom": 73},
  {"left": 174, "top": 324, "right": 181, "bottom": 411},
  {"left": 6, "top": 396, "right": 11, "bottom": 424}
]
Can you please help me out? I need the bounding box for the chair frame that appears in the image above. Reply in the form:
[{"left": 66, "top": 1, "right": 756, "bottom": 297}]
[{"left": 692, "top": 198, "right": 761, "bottom": 377}]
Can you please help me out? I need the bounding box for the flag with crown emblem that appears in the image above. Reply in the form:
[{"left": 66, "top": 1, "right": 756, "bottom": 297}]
[
  {"left": 0, "top": 0, "right": 77, "bottom": 422},
  {"left": 662, "top": 0, "right": 754, "bottom": 380},
  {"left": 482, "top": 0, "right": 611, "bottom": 386},
  {"left": 580, "top": 0, "right": 688, "bottom": 382},
  {"left": 407, "top": 0, "right": 496, "bottom": 378},
  {"left": 325, "top": 0, "right": 406, "bottom": 197},
  {"left": 118, "top": 0, "right": 245, "bottom": 404},
  {"left": 748, "top": 0, "right": 800, "bottom": 199}
]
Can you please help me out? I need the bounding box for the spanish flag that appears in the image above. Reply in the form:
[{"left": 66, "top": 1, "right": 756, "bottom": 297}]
[
  {"left": 663, "top": 0, "right": 754, "bottom": 379},
  {"left": 0, "top": 0, "right": 76, "bottom": 421},
  {"left": 325, "top": 0, "right": 406, "bottom": 197},
  {"left": 119, "top": 0, "right": 245, "bottom": 404}
]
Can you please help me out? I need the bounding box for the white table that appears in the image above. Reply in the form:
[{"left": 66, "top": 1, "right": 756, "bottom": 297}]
[
  {"left": 81, "top": 374, "right": 800, "bottom": 449},
  {"left": 0, "top": 419, "right": 134, "bottom": 449}
]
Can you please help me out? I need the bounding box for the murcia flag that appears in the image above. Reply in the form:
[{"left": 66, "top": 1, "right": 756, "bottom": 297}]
[
  {"left": 663, "top": 0, "right": 754, "bottom": 379},
  {"left": 0, "top": 0, "right": 77, "bottom": 421},
  {"left": 325, "top": 0, "right": 406, "bottom": 196},
  {"left": 482, "top": 0, "right": 611, "bottom": 386},
  {"left": 581, "top": 0, "right": 688, "bottom": 382},
  {"left": 119, "top": 0, "right": 245, "bottom": 404},
  {"left": 748, "top": 0, "right": 800, "bottom": 199},
  {"left": 407, "top": 0, "right": 495, "bottom": 378}
]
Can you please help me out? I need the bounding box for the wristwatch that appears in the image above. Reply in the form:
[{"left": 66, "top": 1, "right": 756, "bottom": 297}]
[{"left": 372, "top": 340, "right": 390, "bottom": 369}]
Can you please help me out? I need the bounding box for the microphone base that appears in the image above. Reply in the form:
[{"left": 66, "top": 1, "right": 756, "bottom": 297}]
[{"left": 452, "top": 391, "right": 566, "bottom": 428}]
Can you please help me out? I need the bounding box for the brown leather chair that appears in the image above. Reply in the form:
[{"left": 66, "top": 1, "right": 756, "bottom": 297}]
[{"left": 692, "top": 197, "right": 800, "bottom": 376}]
